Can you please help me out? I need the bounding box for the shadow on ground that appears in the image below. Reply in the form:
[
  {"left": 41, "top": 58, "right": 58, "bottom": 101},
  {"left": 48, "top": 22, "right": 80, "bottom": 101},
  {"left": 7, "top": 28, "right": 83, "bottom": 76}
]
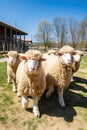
[
  {"left": 73, "top": 76, "right": 87, "bottom": 85},
  {"left": 27, "top": 76, "right": 87, "bottom": 122}
]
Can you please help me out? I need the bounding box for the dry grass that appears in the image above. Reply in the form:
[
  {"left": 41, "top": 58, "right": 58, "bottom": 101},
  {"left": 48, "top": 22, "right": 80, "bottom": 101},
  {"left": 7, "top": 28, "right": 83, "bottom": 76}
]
[{"left": 0, "top": 56, "right": 87, "bottom": 130}]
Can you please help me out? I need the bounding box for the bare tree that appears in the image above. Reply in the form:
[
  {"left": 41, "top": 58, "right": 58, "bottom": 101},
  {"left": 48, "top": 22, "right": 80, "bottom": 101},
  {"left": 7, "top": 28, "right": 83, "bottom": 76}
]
[
  {"left": 53, "top": 17, "right": 67, "bottom": 47},
  {"left": 79, "top": 16, "right": 87, "bottom": 48},
  {"left": 60, "top": 18, "right": 67, "bottom": 47},
  {"left": 53, "top": 17, "right": 61, "bottom": 47},
  {"left": 69, "top": 17, "right": 80, "bottom": 48},
  {"left": 35, "top": 20, "right": 53, "bottom": 50}
]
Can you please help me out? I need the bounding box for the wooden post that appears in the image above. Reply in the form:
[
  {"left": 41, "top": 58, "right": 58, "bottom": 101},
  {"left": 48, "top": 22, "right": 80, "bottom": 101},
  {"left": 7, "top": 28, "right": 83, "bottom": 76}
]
[
  {"left": 23, "top": 35, "right": 25, "bottom": 51},
  {"left": 14, "top": 30, "right": 17, "bottom": 50},
  {"left": 18, "top": 33, "right": 21, "bottom": 52},
  {"left": 3, "top": 26, "right": 6, "bottom": 52},
  {"left": 10, "top": 29, "right": 12, "bottom": 50}
]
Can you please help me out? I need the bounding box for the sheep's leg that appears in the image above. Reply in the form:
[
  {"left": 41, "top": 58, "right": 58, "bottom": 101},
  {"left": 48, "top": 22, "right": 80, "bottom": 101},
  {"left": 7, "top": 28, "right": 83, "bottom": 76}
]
[
  {"left": 71, "top": 71, "right": 74, "bottom": 82},
  {"left": 13, "top": 81, "right": 17, "bottom": 92},
  {"left": 58, "top": 88, "right": 65, "bottom": 107},
  {"left": 22, "top": 95, "right": 29, "bottom": 109},
  {"left": 17, "top": 85, "right": 22, "bottom": 97},
  {"left": 33, "top": 97, "right": 40, "bottom": 117},
  {"left": 71, "top": 75, "right": 74, "bottom": 82},
  {"left": 46, "top": 86, "right": 54, "bottom": 98},
  {"left": 7, "top": 76, "right": 11, "bottom": 84}
]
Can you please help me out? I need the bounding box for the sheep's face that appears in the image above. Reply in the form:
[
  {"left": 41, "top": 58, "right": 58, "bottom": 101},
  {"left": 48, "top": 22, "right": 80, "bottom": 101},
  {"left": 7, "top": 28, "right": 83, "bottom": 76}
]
[
  {"left": 8, "top": 56, "right": 17, "bottom": 65},
  {"left": 27, "top": 59, "right": 40, "bottom": 73},
  {"left": 73, "top": 53, "right": 81, "bottom": 62},
  {"left": 61, "top": 53, "right": 73, "bottom": 65}
]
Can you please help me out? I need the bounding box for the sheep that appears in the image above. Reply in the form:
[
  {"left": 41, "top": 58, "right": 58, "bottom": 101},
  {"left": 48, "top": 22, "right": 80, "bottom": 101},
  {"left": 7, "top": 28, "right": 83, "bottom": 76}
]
[
  {"left": 42, "top": 49, "right": 57, "bottom": 60},
  {"left": 42, "top": 45, "right": 75, "bottom": 107},
  {"left": 5, "top": 51, "right": 21, "bottom": 92},
  {"left": 47, "top": 49, "right": 57, "bottom": 55},
  {"left": 16, "top": 50, "right": 46, "bottom": 117},
  {"left": 71, "top": 50, "right": 83, "bottom": 81}
]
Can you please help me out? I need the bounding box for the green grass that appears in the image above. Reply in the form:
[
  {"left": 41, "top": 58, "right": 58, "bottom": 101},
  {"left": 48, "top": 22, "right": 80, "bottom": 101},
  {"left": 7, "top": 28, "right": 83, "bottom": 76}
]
[
  {"left": 0, "top": 62, "right": 7, "bottom": 84},
  {"left": 0, "top": 62, "right": 15, "bottom": 124},
  {"left": 0, "top": 116, "right": 7, "bottom": 124},
  {"left": 0, "top": 54, "right": 4, "bottom": 58},
  {"left": 78, "top": 129, "right": 84, "bottom": 130},
  {"left": 73, "top": 56, "right": 87, "bottom": 79},
  {"left": 80, "top": 56, "right": 87, "bottom": 68},
  {"left": 23, "top": 118, "right": 45, "bottom": 130}
]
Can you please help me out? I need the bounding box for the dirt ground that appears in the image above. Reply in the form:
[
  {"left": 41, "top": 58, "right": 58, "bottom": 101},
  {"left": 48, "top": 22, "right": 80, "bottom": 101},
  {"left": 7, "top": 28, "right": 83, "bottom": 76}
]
[{"left": 0, "top": 68, "right": 87, "bottom": 130}]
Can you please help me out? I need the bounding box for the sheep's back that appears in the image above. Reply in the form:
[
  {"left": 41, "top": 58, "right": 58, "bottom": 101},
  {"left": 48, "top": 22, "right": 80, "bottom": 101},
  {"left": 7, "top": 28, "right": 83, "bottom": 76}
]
[{"left": 42, "top": 55, "right": 58, "bottom": 72}]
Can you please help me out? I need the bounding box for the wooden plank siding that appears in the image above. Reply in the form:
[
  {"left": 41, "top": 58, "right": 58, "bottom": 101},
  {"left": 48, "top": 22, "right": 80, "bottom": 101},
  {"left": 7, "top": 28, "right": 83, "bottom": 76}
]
[{"left": 0, "top": 21, "right": 28, "bottom": 52}]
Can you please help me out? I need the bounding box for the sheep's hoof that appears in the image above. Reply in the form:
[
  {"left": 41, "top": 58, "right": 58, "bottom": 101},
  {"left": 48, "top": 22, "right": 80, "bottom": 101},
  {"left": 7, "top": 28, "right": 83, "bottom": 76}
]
[
  {"left": 17, "top": 92, "right": 21, "bottom": 97},
  {"left": 60, "top": 104, "right": 65, "bottom": 108},
  {"left": 71, "top": 77, "right": 74, "bottom": 82},
  {"left": 13, "top": 90, "right": 17, "bottom": 93},
  {"left": 34, "top": 111, "right": 40, "bottom": 118},
  {"left": 22, "top": 104, "right": 28, "bottom": 110},
  {"left": 13, "top": 87, "right": 17, "bottom": 93},
  {"left": 59, "top": 101, "right": 65, "bottom": 108},
  {"left": 33, "top": 106, "right": 40, "bottom": 118},
  {"left": 7, "top": 80, "right": 12, "bottom": 84},
  {"left": 7, "top": 81, "right": 9, "bottom": 84}
]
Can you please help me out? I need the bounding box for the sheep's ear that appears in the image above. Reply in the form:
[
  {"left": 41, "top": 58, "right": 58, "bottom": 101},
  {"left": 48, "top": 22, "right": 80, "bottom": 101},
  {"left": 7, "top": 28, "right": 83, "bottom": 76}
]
[
  {"left": 39, "top": 57, "right": 46, "bottom": 61},
  {"left": 72, "top": 51, "right": 77, "bottom": 55},
  {"left": 4, "top": 54, "right": 9, "bottom": 58},
  {"left": 57, "top": 52, "right": 63, "bottom": 56},
  {"left": 19, "top": 55, "right": 27, "bottom": 60},
  {"left": 81, "top": 53, "right": 84, "bottom": 56}
]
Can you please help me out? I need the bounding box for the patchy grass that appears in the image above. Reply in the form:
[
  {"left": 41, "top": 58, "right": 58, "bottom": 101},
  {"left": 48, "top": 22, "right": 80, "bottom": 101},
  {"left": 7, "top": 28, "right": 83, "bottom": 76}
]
[
  {"left": 0, "top": 62, "right": 7, "bottom": 84},
  {"left": 80, "top": 56, "right": 87, "bottom": 68},
  {"left": 0, "top": 56, "right": 87, "bottom": 130},
  {"left": 0, "top": 116, "right": 7, "bottom": 124},
  {"left": 23, "top": 118, "right": 46, "bottom": 130}
]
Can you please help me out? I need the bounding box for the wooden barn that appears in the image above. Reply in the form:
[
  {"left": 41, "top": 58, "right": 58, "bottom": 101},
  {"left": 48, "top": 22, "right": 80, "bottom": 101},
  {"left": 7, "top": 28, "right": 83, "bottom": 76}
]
[{"left": 0, "top": 21, "right": 28, "bottom": 52}]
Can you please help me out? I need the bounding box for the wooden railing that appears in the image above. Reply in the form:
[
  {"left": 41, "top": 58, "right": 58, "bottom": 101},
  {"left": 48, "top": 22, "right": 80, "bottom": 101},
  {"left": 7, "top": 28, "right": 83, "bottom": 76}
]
[{"left": 0, "top": 35, "right": 25, "bottom": 43}]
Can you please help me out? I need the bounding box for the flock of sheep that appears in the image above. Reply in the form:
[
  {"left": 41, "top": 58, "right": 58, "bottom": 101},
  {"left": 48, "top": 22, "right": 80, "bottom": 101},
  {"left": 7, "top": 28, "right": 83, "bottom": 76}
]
[{"left": 4, "top": 45, "right": 83, "bottom": 117}]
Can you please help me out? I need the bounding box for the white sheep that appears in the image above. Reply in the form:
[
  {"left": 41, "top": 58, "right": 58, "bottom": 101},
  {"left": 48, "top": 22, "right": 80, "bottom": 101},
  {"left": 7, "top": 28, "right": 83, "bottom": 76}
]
[
  {"left": 71, "top": 50, "right": 83, "bottom": 81},
  {"left": 47, "top": 49, "right": 57, "bottom": 55},
  {"left": 42, "top": 45, "right": 75, "bottom": 107},
  {"left": 43, "top": 49, "right": 57, "bottom": 58},
  {"left": 16, "top": 50, "right": 46, "bottom": 117},
  {"left": 5, "top": 51, "right": 21, "bottom": 92}
]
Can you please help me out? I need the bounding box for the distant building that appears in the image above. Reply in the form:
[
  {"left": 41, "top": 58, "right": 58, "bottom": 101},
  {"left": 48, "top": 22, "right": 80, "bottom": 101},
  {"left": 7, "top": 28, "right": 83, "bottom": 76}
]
[{"left": 0, "top": 21, "right": 28, "bottom": 52}]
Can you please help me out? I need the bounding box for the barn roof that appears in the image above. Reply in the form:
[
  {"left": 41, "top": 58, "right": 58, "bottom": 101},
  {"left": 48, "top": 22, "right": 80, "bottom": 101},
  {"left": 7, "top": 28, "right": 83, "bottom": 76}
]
[{"left": 0, "top": 21, "right": 28, "bottom": 35}]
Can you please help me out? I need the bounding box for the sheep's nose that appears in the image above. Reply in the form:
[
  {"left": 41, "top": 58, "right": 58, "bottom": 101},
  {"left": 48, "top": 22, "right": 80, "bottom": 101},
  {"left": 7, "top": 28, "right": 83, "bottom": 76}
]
[
  {"left": 68, "top": 59, "right": 72, "bottom": 64},
  {"left": 30, "top": 67, "right": 36, "bottom": 71},
  {"left": 31, "top": 68, "right": 35, "bottom": 70}
]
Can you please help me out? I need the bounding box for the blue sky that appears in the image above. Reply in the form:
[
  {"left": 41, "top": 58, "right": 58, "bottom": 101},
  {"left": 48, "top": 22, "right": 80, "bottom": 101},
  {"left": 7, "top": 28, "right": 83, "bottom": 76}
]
[{"left": 0, "top": 0, "right": 87, "bottom": 41}]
